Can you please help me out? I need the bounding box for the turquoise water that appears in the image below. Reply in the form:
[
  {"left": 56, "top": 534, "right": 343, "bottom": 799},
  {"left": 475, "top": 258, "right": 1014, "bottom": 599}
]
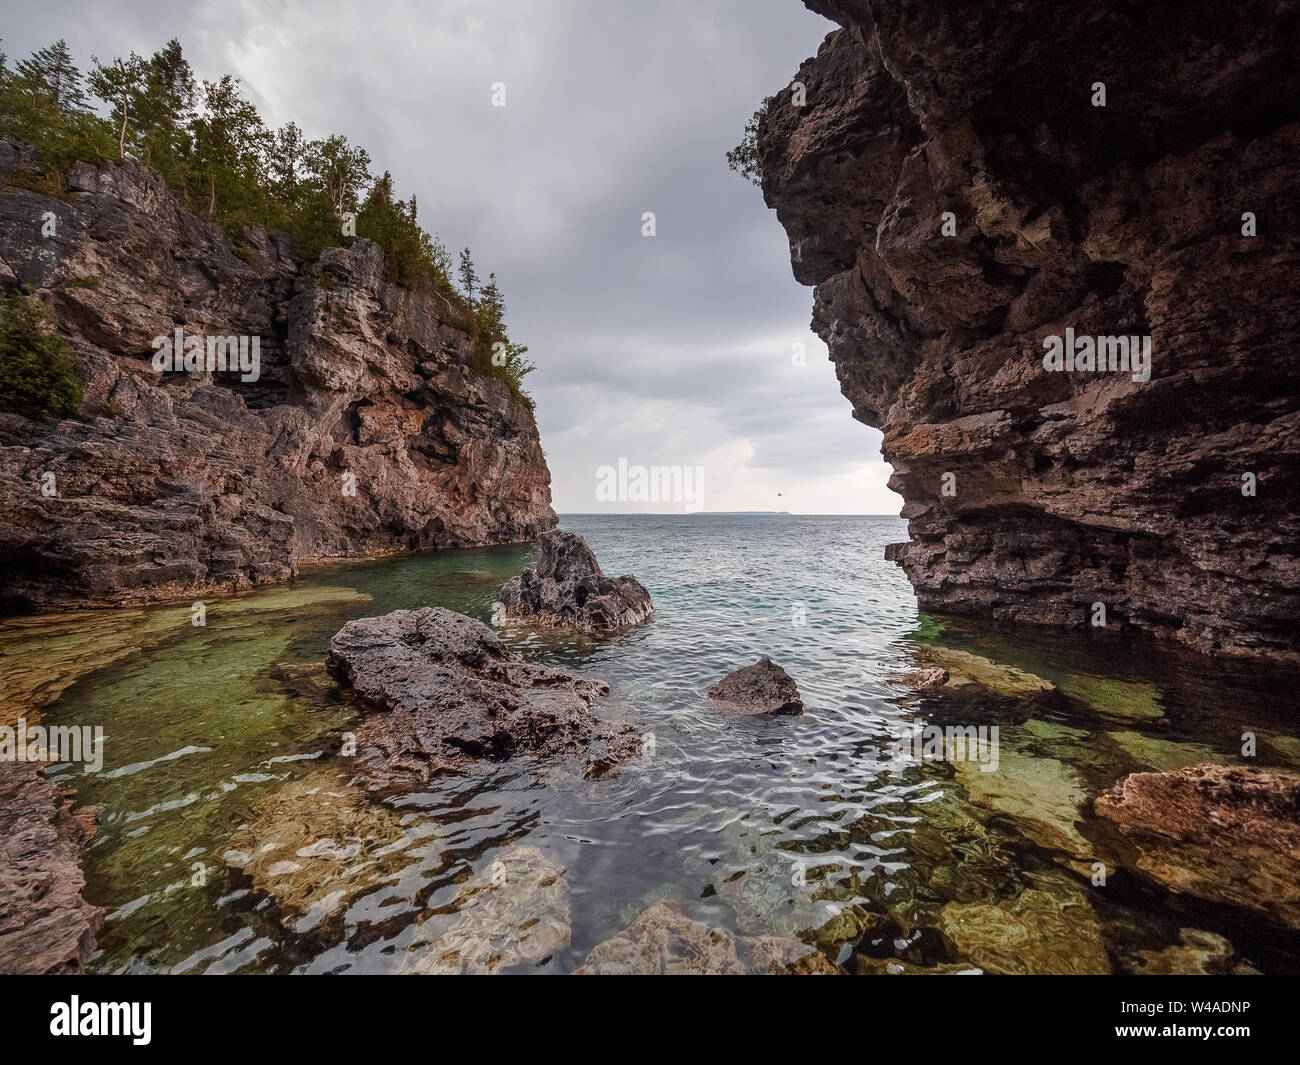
[{"left": 10, "top": 514, "right": 1300, "bottom": 973}]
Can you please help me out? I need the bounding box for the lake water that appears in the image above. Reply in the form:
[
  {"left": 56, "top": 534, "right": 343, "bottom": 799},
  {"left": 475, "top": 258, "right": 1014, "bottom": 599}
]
[{"left": 6, "top": 513, "right": 1299, "bottom": 973}]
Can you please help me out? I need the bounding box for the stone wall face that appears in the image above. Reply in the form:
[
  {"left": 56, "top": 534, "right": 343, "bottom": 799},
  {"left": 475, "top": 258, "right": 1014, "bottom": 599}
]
[
  {"left": 758, "top": 1, "right": 1300, "bottom": 661},
  {"left": 0, "top": 142, "right": 556, "bottom": 609}
]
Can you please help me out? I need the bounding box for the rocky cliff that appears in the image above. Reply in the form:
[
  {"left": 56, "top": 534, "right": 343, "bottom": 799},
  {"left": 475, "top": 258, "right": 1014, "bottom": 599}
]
[
  {"left": 0, "top": 141, "right": 555, "bottom": 610},
  {"left": 759, "top": 0, "right": 1300, "bottom": 661}
]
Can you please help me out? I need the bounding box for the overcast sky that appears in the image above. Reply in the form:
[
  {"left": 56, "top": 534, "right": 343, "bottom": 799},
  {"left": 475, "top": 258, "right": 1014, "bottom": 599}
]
[{"left": 3, "top": 0, "right": 901, "bottom": 514}]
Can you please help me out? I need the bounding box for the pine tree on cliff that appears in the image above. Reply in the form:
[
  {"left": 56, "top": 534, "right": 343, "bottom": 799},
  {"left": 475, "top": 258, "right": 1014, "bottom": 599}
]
[
  {"left": 458, "top": 247, "right": 479, "bottom": 305},
  {"left": 189, "top": 74, "right": 266, "bottom": 218},
  {"left": 14, "top": 40, "right": 87, "bottom": 115},
  {"left": 135, "top": 40, "right": 196, "bottom": 176}
]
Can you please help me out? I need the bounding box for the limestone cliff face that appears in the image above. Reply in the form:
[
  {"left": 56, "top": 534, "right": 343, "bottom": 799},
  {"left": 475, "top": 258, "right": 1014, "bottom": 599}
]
[
  {"left": 759, "top": 1, "right": 1300, "bottom": 661},
  {"left": 0, "top": 142, "right": 556, "bottom": 610}
]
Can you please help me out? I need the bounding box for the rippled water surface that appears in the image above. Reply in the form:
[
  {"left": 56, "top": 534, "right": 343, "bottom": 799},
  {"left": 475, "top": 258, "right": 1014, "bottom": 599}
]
[{"left": 7, "top": 514, "right": 1300, "bottom": 973}]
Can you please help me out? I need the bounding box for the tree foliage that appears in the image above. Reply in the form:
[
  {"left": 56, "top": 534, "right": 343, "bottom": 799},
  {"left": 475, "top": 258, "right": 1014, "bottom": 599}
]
[
  {"left": 726, "top": 98, "right": 772, "bottom": 188},
  {"left": 0, "top": 291, "right": 83, "bottom": 419}
]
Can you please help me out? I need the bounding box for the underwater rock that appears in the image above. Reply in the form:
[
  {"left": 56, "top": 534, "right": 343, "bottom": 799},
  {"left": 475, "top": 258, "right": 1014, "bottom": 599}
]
[
  {"left": 404, "top": 845, "right": 571, "bottom": 974},
  {"left": 1056, "top": 674, "right": 1163, "bottom": 722},
  {"left": 1093, "top": 763, "right": 1300, "bottom": 930},
  {"left": 500, "top": 529, "right": 653, "bottom": 633},
  {"left": 223, "top": 769, "right": 413, "bottom": 930},
  {"left": 914, "top": 647, "right": 1053, "bottom": 697},
  {"left": 573, "top": 901, "right": 838, "bottom": 975},
  {"left": 1132, "top": 928, "right": 1236, "bottom": 975},
  {"left": 888, "top": 666, "right": 950, "bottom": 689},
  {"left": 708, "top": 657, "right": 804, "bottom": 716},
  {"left": 1106, "top": 730, "right": 1227, "bottom": 772},
  {"left": 0, "top": 762, "right": 103, "bottom": 974},
  {"left": 326, "top": 606, "right": 641, "bottom": 791},
  {"left": 954, "top": 748, "right": 1094, "bottom": 867},
  {"left": 937, "top": 880, "right": 1110, "bottom": 974},
  {"left": 857, "top": 957, "right": 982, "bottom": 975}
]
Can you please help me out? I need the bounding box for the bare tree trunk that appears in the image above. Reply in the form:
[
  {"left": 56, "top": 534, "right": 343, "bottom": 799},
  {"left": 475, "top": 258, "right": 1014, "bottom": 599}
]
[
  {"left": 208, "top": 173, "right": 216, "bottom": 217},
  {"left": 118, "top": 97, "right": 128, "bottom": 159}
]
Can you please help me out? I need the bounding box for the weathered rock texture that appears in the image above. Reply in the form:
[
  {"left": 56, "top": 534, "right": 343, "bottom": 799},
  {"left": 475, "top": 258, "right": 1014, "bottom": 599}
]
[
  {"left": 1093, "top": 762, "right": 1300, "bottom": 931},
  {"left": 707, "top": 657, "right": 805, "bottom": 716},
  {"left": 758, "top": 1, "right": 1300, "bottom": 661},
  {"left": 0, "top": 141, "right": 555, "bottom": 611},
  {"left": 0, "top": 761, "right": 103, "bottom": 974},
  {"left": 326, "top": 606, "right": 641, "bottom": 790},
  {"left": 500, "top": 529, "right": 653, "bottom": 632}
]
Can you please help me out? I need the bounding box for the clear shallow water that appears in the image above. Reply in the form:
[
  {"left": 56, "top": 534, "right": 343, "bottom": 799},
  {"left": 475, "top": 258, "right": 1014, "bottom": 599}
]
[{"left": 6, "top": 514, "right": 1300, "bottom": 974}]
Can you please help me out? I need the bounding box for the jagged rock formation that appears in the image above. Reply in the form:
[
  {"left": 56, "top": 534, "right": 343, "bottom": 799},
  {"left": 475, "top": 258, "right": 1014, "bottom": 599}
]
[
  {"left": 325, "top": 606, "right": 642, "bottom": 790},
  {"left": 500, "top": 529, "right": 653, "bottom": 632},
  {"left": 758, "top": 1, "right": 1300, "bottom": 661},
  {"left": 707, "top": 657, "right": 805, "bottom": 715},
  {"left": 0, "top": 141, "right": 555, "bottom": 611},
  {"left": 1093, "top": 763, "right": 1300, "bottom": 930},
  {"left": 0, "top": 762, "right": 103, "bottom": 974}
]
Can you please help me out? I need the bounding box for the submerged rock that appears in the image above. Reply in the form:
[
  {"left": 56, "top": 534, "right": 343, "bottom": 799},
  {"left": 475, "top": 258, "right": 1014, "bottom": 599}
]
[
  {"left": 1106, "top": 730, "right": 1226, "bottom": 772},
  {"left": 326, "top": 606, "right": 641, "bottom": 791},
  {"left": 223, "top": 769, "right": 413, "bottom": 931},
  {"left": 887, "top": 666, "right": 950, "bottom": 689},
  {"left": 708, "top": 657, "right": 804, "bottom": 716},
  {"left": 0, "top": 762, "right": 103, "bottom": 974},
  {"left": 937, "top": 879, "right": 1110, "bottom": 975},
  {"left": 857, "top": 957, "right": 982, "bottom": 976},
  {"left": 404, "top": 845, "right": 570, "bottom": 974},
  {"left": 573, "top": 901, "right": 838, "bottom": 975},
  {"left": 954, "top": 748, "right": 1095, "bottom": 870},
  {"left": 1093, "top": 763, "right": 1300, "bottom": 930},
  {"left": 915, "top": 647, "right": 1053, "bottom": 697},
  {"left": 500, "top": 530, "right": 653, "bottom": 632},
  {"left": 1132, "top": 928, "right": 1236, "bottom": 976}
]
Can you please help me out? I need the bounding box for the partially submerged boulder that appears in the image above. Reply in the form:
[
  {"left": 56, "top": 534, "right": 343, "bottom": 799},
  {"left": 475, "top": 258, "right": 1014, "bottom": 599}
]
[
  {"left": 326, "top": 606, "right": 642, "bottom": 791},
  {"left": 708, "top": 657, "right": 804, "bottom": 716},
  {"left": 1093, "top": 763, "right": 1300, "bottom": 930},
  {"left": 0, "top": 762, "right": 103, "bottom": 974},
  {"left": 574, "top": 901, "right": 838, "bottom": 975},
  {"left": 500, "top": 530, "right": 652, "bottom": 632}
]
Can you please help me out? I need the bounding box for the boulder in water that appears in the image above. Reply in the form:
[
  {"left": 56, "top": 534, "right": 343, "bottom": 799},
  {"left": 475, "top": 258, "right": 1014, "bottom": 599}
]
[
  {"left": 500, "top": 530, "right": 652, "bottom": 632},
  {"left": 708, "top": 657, "right": 804, "bottom": 716}
]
